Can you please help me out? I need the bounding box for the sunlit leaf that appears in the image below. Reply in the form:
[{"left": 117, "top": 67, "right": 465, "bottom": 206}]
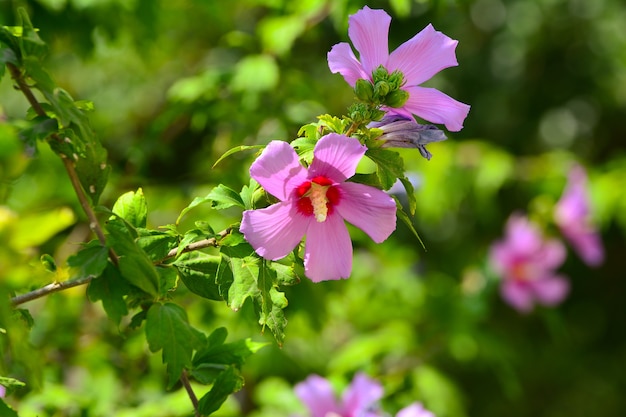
[
  {"left": 174, "top": 252, "right": 222, "bottom": 301},
  {"left": 112, "top": 188, "right": 147, "bottom": 229}
]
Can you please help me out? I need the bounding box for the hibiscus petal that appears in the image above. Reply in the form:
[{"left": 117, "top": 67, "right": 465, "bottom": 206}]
[
  {"left": 388, "top": 24, "right": 460, "bottom": 85},
  {"left": 531, "top": 275, "right": 570, "bottom": 306},
  {"left": 309, "top": 134, "right": 367, "bottom": 182},
  {"left": 500, "top": 280, "right": 535, "bottom": 313},
  {"left": 536, "top": 238, "right": 566, "bottom": 270},
  {"left": 240, "top": 201, "right": 309, "bottom": 260},
  {"left": 303, "top": 214, "right": 352, "bottom": 282},
  {"left": 335, "top": 182, "right": 396, "bottom": 243},
  {"left": 250, "top": 140, "right": 308, "bottom": 201},
  {"left": 565, "top": 228, "right": 604, "bottom": 266},
  {"left": 348, "top": 6, "right": 391, "bottom": 76},
  {"left": 328, "top": 42, "right": 369, "bottom": 87},
  {"left": 400, "top": 86, "right": 470, "bottom": 132},
  {"left": 396, "top": 403, "right": 436, "bottom": 417},
  {"left": 342, "top": 373, "right": 384, "bottom": 415},
  {"left": 294, "top": 375, "right": 342, "bottom": 417}
]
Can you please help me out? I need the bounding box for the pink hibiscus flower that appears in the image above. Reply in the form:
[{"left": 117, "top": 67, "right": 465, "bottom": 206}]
[
  {"left": 327, "top": 6, "right": 470, "bottom": 132},
  {"left": 554, "top": 165, "right": 604, "bottom": 267},
  {"left": 489, "top": 215, "right": 569, "bottom": 313},
  {"left": 294, "top": 373, "right": 436, "bottom": 417},
  {"left": 240, "top": 134, "right": 396, "bottom": 282}
]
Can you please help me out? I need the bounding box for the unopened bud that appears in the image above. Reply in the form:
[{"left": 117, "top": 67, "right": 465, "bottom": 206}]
[
  {"left": 371, "top": 65, "right": 389, "bottom": 81},
  {"left": 368, "top": 115, "right": 447, "bottom": 160},
  {"left": 354, "top": 79, "right": 375, "bottom": 102},
  {"left": 374, "top": 81, "right": 390, "bottom": 97},
  {"left": 384, "top": 89, "right": 409, "bottom": 108}
]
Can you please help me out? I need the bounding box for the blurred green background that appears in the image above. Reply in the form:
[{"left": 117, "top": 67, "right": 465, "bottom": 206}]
[{"left": 1, "top": 0, "right": 625, "bottom": 416}]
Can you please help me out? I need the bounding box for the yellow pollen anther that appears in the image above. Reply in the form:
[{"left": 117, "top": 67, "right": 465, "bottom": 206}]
[{"left": 309, "top": 182, "right": 329, "bottom": 222}]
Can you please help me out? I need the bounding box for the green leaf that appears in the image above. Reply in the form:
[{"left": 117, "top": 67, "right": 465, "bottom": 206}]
[
  {"left": 157, "top": 266, "right": 178, "bottom": 295},
  {"left": 87, "top": 263, "right": 130, "bottom": 324},
  {"left": 112, "top": 188, "right": 147, "bottom": 228},
  {"left": 212, "top": 144, "right": 264, "bottom": 168},
  {"left": 174, "top": 252, "right": 222, "bottom": 300},
  {"left": 239, "top": 178, "right": 260, "bottom": 210},
  {"left": 0, "top": 399, "right": 19, "bottom": 417},
  {"left": 74, "top": 132, "right": 110, "bottom": 206},
  {"left": 290, "top": 136, "right": 317, "bottom": 163},
  {"left": 17, "top": 8, "right": 47, "bottom": 60},
  {"left": 197, "top": 367, "right": 244, "bottom": 416},
  {"left": 365, "top": 148, "right": 406, "bottom": 190},
  {"left": 17, "top": 116, "right": 58, "bottom": 145},
  {"left": 145, "top": 303, "right": 205, "bottom": 388},
  {"left": 207, "top": 184, "right": 245, "bottom": 210},
  {"left": 399, "top": 176, "right": 417, "bottom": 216},
  {"left": 136, "top": 230, "right": 178, "bottom": 262},
  {"left": 67, "top": 240, "right": 109, "bottom": 278},
  {"left": 176, "top": 195, "right": 211, "bottom": 225},
  {"left": 394, "top": 199, "right": 425, "bottom": 250},
  {"left": 105, "top": 217, "right": 160, "bottom": 296},
  {"left": 175, "top": 228, "right": 212, "bottom": 258}
]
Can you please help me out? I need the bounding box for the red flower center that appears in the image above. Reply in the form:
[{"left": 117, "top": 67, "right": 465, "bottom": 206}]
[{"left": 295, "top": 176, "right": 341, "bottom": 222}]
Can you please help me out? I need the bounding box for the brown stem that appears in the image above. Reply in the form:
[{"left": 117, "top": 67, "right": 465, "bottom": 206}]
[
  {"left": 10, "top": 228, "right": 232, "bottom": 306},
  {"left": 181, "top": 370, "right": 201, "bottom": 417},
  {"left": 7, "top": 63, "right": 117, "bottom": 264},
  {"left": 159, "top": 228, "right": 231, "bottom": 263},
  {"left": 345, "top": 121, "right": 360, "bottom": 137},
  {"left": 10, "top": 275, "right": 93, "bottom": 307}
]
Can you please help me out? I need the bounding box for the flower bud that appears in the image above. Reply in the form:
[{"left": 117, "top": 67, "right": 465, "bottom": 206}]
[
  {"left": 374, "top": 80, "right": 390, "bottom": 97},
  {"left": 354, "top": 79, "right": 375, "bottom": 102},
  {"left": 384, "top": 90, "right": 409, "bottom": 108},
  {"left": 369, "top": 115, "right": 447, "bottom": 160},
  {"left": 371, "top": 65, "right": 389, "bottom": 81}
]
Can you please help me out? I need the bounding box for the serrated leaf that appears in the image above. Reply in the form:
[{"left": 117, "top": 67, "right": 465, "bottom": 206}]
[
  {"left": 366, "top": 148, "right": 406, "bottom": 190},
  {"left": 67, "top": 239, "right": 109, "bottom": 278},
  {"left": 136, "top": 231, "right": 178, "bottom": 262},
  {"left": 290, "top": 136, "right": 317, "bottom": 163},
  {"left": 87, "top": 263, "right": 129, "bottom": 324},
  {"left": 112, "top": 188, "right": 147, "bottom": 228},
  {"left": 145, "top": 303, "right": 205, "bottom": 388},
  {"left": 105, "top": 218, "right": 160, "bottom": 296},
  {"left": 197, "top": 367, "right": 244, "bottom": 416},
  {"left": 174, "top": 252, "right": 222, "bottom": 300},
  {"left": 212, "top": 144, "right": 264, "bottom": 168},
  {"left": 17, "top": 8, "right": 47, "bottom": 60},
  {"left": 207, "top": 184, "right": 245, "bottom": 210}
]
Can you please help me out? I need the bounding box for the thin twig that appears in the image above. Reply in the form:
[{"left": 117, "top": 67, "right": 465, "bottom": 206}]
[
  {"left": 7, "top": 63, "right": 117, "bottom": 264},
  {"left": 9, "top": 228, "right": 232, "bottom": 306},
  {"left": 180, "top": 369, "right": 201, "bottom": 417},
  {"left": 160, "top": 228, "right": 231, "bottom": 262},
  {"left": 10, "top": 275, "right": 94, "bottom": 307}
]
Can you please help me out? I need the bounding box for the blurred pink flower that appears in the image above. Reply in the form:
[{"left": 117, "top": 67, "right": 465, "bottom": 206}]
[
  {"left": 489, "top": 215, "right": 569, "bottom": 313},
  {"left": 327, "top": 6, "right": 470, "bottom": 132},
  {"left": 0, "top": 384, "right": 5, "bottom": 398},
  {"left": 240, "top": 134, "right": 396, "bottom": 282},
  {"left": 294, "top": 373, "right": 383, "bottom": 417},
  {"left": 554, "top": 165, "right": 604, "bottom": 266},
  {"left": 294, "top": 374, "right": 436, "bottom": 417}
]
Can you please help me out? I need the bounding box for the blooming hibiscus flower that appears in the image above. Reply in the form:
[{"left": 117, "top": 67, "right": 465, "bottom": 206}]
[
  {"left": 554, "top": 165, "right": 604, "bottom": 267},
  {"left": 489, "top": 214, "right": 569, "bottom": 313},
  {"left": 294, "top": 373, "right": 435, "bottom": 417},
  {"left": 328, "top": 6, "right": 470, "bottom": 132},
  {"left": 240, "top": 134, "right": 396, "bottom": 282}
]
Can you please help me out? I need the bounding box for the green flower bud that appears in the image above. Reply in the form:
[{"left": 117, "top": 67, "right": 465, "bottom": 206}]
[
  {"left": 371, "top": 65, "right": 389, "bottom": 82},
  {"left": 384, "top": 89, "right": 410, "bottom": 108},
  {"left": 388, "top": 70, "right": 406, "bottom": 89},
  {"left": 354, "top": 79, "right": 375, "bottom": 102},
  {"left": 374, "top": 81, "right": 390, "bottom": 97}
]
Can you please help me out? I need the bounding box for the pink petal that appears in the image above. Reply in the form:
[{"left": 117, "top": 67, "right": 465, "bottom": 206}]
[
  {"left": 309, "top": 134, "right": 367, "bottom": 183},
  {"left": 241, "top": 201, "right": 310, "bottom": 260},
  {"left": 348, "top": 6, "right": 391, "bottom": 77},
  {"left": 335, "top": 182, "right": 397, "bottom": 243},
  {"left": 505, "top": 214, "right": 543, "bottom": 256},
  {"left": 250, "top": 140, "right": 308, "bottom": 201},
  {"left": 535, "top": 238, "right": 566, "bottom": 270},
  {"left": 342, "top": 373, "right": 384, "bottom": 415},
  {"left": 500, "top": 280, "right": 535, "bottom": 313},
  {"left": 303, "top": 213, "right": 352, "bottom": 282},
  {"left": 388, "top": 24, "right": 459, "bottom": 85},
  {"left": 530, "top": 275, "right": 570, "bottom": 306},
  {"left": 565, "top": 228, "right": 604, "bottom": 266},
  {"left": 400, "top": 86, "right": 470, "bottom": 132},
  {"left": 294, "top": 375, "right": 342, "bottom": 417},
  {"left": 328, "top": 42, "right": 369, "bottom": 87},
  {"left": 396, "top": 403, "right": 436, "bottom": 417}
]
